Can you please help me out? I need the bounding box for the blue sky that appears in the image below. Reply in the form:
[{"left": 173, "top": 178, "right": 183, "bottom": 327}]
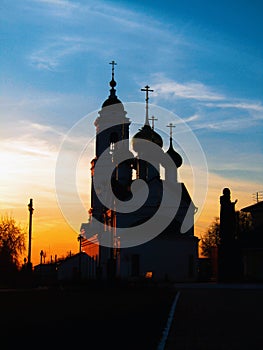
[{"left": 1, "top": 0, "right": 263, "bottom": 262}]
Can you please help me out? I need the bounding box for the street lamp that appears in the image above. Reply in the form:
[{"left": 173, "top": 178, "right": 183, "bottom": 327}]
[
  {"left": 77, "top": 234, "right": 83, "bottom": 281},
  {"left": 27, "top": 198, "right": 34, "bottom": 270}
]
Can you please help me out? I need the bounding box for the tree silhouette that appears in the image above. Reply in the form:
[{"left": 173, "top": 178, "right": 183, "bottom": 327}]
[
  {"left": 0, "top": 214, "right": 26, "bottom": 281},
  {"left": 200, "top": 211, "right": 253, "bottom": 258},
  {"left": 200, "top": 217, "right": 220, "bottom": 258}
]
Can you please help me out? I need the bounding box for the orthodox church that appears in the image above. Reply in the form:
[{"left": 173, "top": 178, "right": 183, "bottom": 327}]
[{"left": 80, "top": 62, "right": 199, "bottom": 282}]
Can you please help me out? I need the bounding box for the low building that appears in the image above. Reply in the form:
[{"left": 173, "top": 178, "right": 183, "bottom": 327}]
[
  {"left": 241, "top": 201, "right": 263, "bottom": 281},
  {"left": 57, "top": 252, "right": 97, "bottom": 282}
]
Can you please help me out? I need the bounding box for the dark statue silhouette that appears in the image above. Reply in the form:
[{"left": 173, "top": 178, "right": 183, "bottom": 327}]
[{"left": 218, "top": 187, "right": 242, "bottom": 282}]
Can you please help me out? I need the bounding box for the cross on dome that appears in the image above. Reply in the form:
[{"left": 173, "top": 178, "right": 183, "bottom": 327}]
[
  {"left": 166, "top": 122, "right": 176, "bottom": 139},
  {"left": 101, "top": 60, "right": 124, "bottom": 109},
  {"left": 141, "top": 85, "right": 154, "bottom": 126},
  {"left": 109, "top": 60, "right": 117, "bottom": 80},
  {"left": 149, "top": 116, "right": 158, "bottom": 130},
  {"left": 166, "top": 122, "right": 182, "bottom": 168}
]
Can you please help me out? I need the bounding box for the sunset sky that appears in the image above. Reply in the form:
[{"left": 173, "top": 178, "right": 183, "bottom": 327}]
[{"left": 1, "top": 0, "right": 262, "bottom": 266}]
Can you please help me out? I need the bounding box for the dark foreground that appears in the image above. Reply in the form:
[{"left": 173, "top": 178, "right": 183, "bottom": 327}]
[
  {"left": 166, "top": 284, "right": 263, "bottom": 350},
  {"left": 1, "top": 283, "right": 263, "bottom": 350},
  {"left": 0, "top": 282, "right": 175, "bottom": 350}
]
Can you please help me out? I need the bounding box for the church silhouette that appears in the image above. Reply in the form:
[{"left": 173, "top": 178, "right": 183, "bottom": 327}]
[{"left": 80, "top": 62, "right": 199, "bottom": 282}]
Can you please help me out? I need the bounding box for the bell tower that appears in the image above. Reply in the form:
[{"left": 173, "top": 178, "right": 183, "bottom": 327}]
[
  {"left": 90, "top": 61, "right": 133, "bottom": 221},
  {"left": 94, "top": 61, "right": 130, "bottom": 158}
]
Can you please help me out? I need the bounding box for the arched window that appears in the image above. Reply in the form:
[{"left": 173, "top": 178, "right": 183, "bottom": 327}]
[{"left": 109, "top": 132, "right": 118, "bottom": 154}]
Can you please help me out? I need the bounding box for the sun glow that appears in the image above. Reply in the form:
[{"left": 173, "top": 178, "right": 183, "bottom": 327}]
[{"left": 1, "top": 131, "right": 260, "bottom": 267}]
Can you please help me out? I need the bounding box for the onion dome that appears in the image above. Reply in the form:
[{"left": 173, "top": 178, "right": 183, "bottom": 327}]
[
  {"left": 132, "top": 84, "right": 163, "bottom": 152},
  {"left": 166, "top": 137, "right": 182, "bottom": 168},
  {"left": 132, "top": 123, "right": 163, "bottom": 153},
  {"left": 102, "top": 78, "right": 124, "bottom": 109},
  {"left": 101, "top": 60, "right": 125, "bottom": 113}
]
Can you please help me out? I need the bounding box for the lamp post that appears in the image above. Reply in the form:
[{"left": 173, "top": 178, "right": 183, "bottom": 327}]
[
  {"left": 40, "top": 250, "right": 44, "bottom": 264},
  {"left": 77, "top": 234, "right": 83, "bottom": 281},
  {"left": 27, "top": 198, "right": 34, "bottom": 270}
]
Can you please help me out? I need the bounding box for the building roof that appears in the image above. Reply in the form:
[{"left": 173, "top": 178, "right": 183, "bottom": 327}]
[
  {"left": 132, "top": 124, "right": 163, "bottom": 150},
  {"left": 166, "top": 137, "right": 183, "bottom": 168},
  {"left": 241, "top": 201, "right": 263, "bottom": 213}
]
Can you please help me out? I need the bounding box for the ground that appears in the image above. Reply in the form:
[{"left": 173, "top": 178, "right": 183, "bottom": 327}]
[
  {"left": 0, "top": 282, "right": 174, "bottom": 349},
  {"left": 166, "top": 283, "right": 263, "bottom": 350},
  {"left": 0, "top": 282, "right": 263, "bottom": 349}
]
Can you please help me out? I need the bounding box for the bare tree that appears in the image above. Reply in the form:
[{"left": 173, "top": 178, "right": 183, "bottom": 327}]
[
  {"left": 0, "top": 214, "right": 26, "bottom": 277},
  {"left": 200, "top": 211, "right": 253, "bottom": 258},
  {"left": 200, "top": 217, "right": 220, "bottom": 258}
]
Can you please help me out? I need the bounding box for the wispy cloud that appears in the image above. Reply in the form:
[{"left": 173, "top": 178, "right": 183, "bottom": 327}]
[
  {"left": 35, "top": 0, "right": 77, "bottom": 6},
  {"left": 32, "top": 0, "right": 166, "bottom": 32},
  {"left": 0, "top": 118, "right": 92, "bottom": 213},
  {"left": 29, "top": 122, "right": 64, "bottom": 135},
  {"left": 1, "top": 119, "right": 94, "bottom": 155},
  {"left": 1, "top": 120, "right": 64, "bottom": 159},
  {"left": 182, "top": 114, "right": 199, "bottom": 123},
  {"left": 194, "top": 116, "right": 252, "bottom": 131},
  {"left": 151, "top": 76, "right": 225, "bottom": 101},
  {"left": 27, "top": 0, "right": 185, "bottom": 72},
  {"left": 148, "top": 74, "right": 263, "bottom": 133},
  {"left": 31, "top": 0, "right": 79, "bottom": 17},
  {"left": 0, "top": 89, "right": 96, "bottom": 134},
  {"left": 204, "top": 101, "right": 263, "bottom": 113},
  {"left": 29, "top": 36, "right": 90, "bottom": 71}
]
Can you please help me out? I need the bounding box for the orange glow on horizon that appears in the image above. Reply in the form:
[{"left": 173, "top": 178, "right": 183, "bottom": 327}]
[{"left": 1, "top": 141, "right": 261, "bottom": 267}]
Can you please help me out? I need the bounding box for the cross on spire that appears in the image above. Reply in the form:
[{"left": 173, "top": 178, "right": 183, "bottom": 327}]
[
  {"left": 109, "top": 60, "right": 117, "bottom": 80},
  {"left": 141, "top": 85, "right": 154, "bottom": 125},
  {"left": 166, "top": 122, "right": 176, "bottom": 138},
  {"left": 149, "top": 115, "right": 158, "bottom": 130}
]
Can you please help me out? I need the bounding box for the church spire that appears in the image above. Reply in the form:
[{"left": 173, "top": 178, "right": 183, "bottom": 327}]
[
  {"left": 166, "top": 123, "right": 182, "bottom": 168},
  {"left": 109, "top": 60, "right": 117, "bottom": 98},
  {"left": 141, "top": 85, "right": 154, "bottom": 126},
  {"left": 167, "top": 122, "right": 176, "bottom": 148},
  {"left": 101, "top": 60, "right": 123, "bottom": 108}
]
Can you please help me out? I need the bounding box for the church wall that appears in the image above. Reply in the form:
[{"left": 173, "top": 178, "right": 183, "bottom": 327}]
[{"left": 119, "top": 236, "right": 199, "bottom": 282}]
